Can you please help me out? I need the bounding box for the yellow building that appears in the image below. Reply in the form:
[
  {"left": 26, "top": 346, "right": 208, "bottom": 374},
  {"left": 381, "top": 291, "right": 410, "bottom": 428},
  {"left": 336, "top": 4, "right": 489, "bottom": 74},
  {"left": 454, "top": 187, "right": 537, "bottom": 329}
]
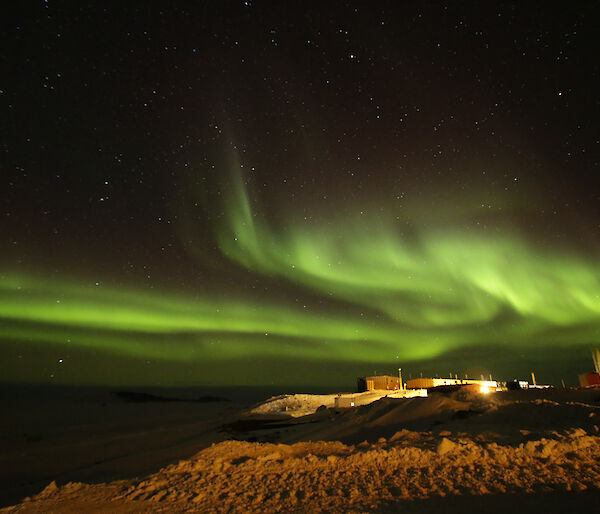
[
  {"left": 406, "top": 377, "right": 497, "bottom": 393},
  {"left": 357, "top": 375, "right": 402, "bottom": 392}
]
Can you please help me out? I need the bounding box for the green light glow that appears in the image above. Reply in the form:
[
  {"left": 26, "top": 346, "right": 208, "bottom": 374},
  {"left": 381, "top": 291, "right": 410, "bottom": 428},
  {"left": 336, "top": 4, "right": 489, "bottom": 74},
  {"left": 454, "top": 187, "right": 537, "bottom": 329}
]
[
  {"left": 217, "top": 173, "right": 600, "bottom": 330},
  {"left": 1, "top": 169, "right": 599, "bottom": 386}
]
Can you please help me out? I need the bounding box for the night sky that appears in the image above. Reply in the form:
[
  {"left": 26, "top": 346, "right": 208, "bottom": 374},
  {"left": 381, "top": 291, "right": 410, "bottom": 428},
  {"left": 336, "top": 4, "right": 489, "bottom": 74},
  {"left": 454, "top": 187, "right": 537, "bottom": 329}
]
[{"left": 1, "top": 2, "right": 599, "bottom": 388}]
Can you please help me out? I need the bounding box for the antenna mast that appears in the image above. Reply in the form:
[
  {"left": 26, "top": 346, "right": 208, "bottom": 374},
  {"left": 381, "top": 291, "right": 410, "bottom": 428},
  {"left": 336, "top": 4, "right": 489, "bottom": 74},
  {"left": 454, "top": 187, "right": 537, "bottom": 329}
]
[{"left": 593, "top": 349, "right": 600, "bottom": 374}]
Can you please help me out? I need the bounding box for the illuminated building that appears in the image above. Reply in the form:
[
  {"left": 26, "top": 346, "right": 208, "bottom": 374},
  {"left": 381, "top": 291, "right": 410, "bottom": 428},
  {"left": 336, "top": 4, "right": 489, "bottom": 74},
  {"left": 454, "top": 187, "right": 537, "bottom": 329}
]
[{"left": 406, "top": 377, "right": 498, "bottom": 394}]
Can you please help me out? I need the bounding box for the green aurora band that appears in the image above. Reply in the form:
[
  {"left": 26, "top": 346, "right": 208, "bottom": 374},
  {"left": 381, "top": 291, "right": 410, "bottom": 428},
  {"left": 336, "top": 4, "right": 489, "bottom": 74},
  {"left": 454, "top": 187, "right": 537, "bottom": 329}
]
[
  {"left": 217, "top": 171, "right": 600, "bottom": 329},
  {"left": 1, "top": 170, "right": 599, "bottom": 385}
]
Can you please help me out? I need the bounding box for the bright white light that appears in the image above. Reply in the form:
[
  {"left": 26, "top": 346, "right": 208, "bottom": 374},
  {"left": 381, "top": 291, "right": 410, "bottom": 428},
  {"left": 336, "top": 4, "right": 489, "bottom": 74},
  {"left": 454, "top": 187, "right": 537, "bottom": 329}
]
[{"left": 480, "top": 385, "right": 490, "bottom": 394}]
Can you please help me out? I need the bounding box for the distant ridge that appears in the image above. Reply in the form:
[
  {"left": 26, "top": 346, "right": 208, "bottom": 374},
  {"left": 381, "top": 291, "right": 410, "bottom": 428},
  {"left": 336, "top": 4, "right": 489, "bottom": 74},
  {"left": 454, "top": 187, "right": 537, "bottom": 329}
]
[{"left": 113, "top": 391, "right": 230, "bottom": 403}]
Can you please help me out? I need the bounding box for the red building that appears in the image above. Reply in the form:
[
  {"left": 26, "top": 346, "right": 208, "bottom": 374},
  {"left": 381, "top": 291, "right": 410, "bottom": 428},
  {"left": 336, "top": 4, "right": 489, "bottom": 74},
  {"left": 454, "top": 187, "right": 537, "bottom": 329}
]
[{"left": 578, "top": 371, "right": 600, "bottom": 387}]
